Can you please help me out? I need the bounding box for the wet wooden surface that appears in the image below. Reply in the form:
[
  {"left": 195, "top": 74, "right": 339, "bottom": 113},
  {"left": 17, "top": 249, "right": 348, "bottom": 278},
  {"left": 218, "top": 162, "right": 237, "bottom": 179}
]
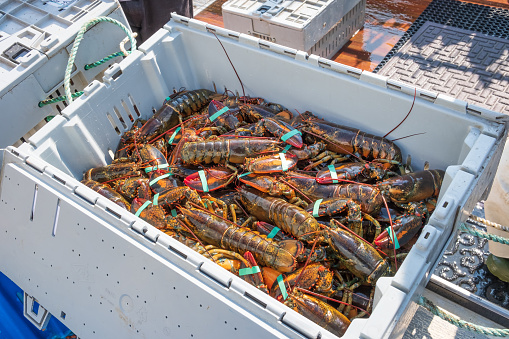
[{"left": 194, "top": 0, "right": 509, "bottom": 71}]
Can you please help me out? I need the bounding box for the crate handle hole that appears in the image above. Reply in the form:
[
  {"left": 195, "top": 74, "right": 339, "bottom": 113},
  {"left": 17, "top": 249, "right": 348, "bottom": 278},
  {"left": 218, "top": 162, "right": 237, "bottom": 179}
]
[
  {"left": 442, "top": 201, "right": 448, "bottom": 208},
  {"left": 424, "top": 232, "right": 430, "bottom": 239}
]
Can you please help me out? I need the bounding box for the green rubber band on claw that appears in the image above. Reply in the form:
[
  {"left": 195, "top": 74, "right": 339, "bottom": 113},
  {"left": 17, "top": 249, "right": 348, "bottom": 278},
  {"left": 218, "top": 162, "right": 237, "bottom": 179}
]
[
  {"left": 149, "top": 172, "right": 173, "bottom": 186},
  {"left": 171, "top": 209, "right": 177, "bottom": 217},
  {"left": 281, "top": 129, "right": 301, "bottom": 142},
  {"left": 209, "top": 106, "right": 229, "bottom": 122},
  {"left": 328, "top": 164, "right": 339, "bottom": 184},
  {"left": 238, "top": 172, "right": 252, "bottom": 178},
  {"left": 239, "top": 266, "right": 261, "bottom": 276},
  {"left": 153, "top": 193, "right": 160, "bottom": 206},
  {"left": 145, "top": 164, "right": 169, "bottom": 173},
  {"left": 312, "top": 199, "right": 323, "bottom": 218},
  {"left": 386, "top": 227, "right": 400, "bottom": 249},
  {"left": 279, "top": 153, "right": 289, "bottom": 172},
  {"left": 282, "top": 144, "right": 292, "bottom": 154},
  {"left": 267, "top": 227, "right": 280, "bottom": 239},
  {"left": 277, "top": 274, "right": 288, "bottom": 300},
  {"left": 135, "top": 200, "right": 152, "bottom": 217},
  {"left": 198, "top": 170, "right": 209, "bottom": 192},
  {"left": 168, "top": 127, "right": 181, "bottom": 145}
]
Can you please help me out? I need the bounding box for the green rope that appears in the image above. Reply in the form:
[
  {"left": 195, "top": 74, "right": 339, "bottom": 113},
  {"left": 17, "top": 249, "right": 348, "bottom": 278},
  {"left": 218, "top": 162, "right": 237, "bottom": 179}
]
[
  {"left": 418, "top": 296, "right": 509, "bottom": 337},
  {"left": 64, "top": 16, "right": 136, "bottom": 104},
  {"left": 84, "top": 51, "right": 125, "bottom": 70},
  {"left": 38, "top": 91, "right": 84, "bottom": 107},
  {"left": 460, "top": 223, "right": 509, "bottom": 245}
]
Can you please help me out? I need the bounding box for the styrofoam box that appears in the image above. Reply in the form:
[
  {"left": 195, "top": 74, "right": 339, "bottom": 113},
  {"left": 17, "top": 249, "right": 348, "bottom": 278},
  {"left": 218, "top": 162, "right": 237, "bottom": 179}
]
[
  {"left": 222, "top": 0, "right": 365, "bottom": 59},
  {"left": 0, "top": 15, "right": 506, "bottom": 338},
  {"left": 0, "top": 0, "right": 130, "bottom": 148}
]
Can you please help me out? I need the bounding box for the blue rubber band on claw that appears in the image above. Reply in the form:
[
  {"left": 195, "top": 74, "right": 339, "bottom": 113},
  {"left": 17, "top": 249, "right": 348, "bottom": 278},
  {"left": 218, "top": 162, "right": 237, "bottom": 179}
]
[
  {"left": 277, "top": 274, "right": 288, "bottom": 300},
  {"left": 145, "top": 163, "right": 169, "bottom": 173},
  {"left": 386, "top": 227, "right": 400, "bottom": 249},
  {"left": 149, "top": 172, "right": 173, "bottom": 186},
  {"left": 312, "top": 199, "right": 323, "bottom": 218},
  {"left": 168, "top": 127, "right": 181, "bottom": 145},
  {"left": 281, "top": 129, "right": 301, "bottom": 142},
  {"left": 267, "top": 227, "right": 280, "bottom": 239},
  {"left": 209, "top": 106, "right": 229, "bottom": 122},
  {"left": 135, "top": 200, "right": 152, "bottom": 217},
  {"left": 328, "top": 164, "right": 339, "bottom": 184},
  {"left": 239, "top": 266, "right": 260, "bottom": 276}
]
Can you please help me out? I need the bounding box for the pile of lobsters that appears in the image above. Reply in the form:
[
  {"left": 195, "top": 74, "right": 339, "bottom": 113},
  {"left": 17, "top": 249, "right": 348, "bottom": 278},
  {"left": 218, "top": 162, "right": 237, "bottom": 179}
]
[{"left": 82, "top": 89, "right": 444, "bottom": 337}]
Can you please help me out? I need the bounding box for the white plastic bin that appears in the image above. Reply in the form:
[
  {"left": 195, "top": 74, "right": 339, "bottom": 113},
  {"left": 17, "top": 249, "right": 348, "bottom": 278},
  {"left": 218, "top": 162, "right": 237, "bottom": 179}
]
[
  {"left": 222, "top": 0, "right": 365, "bottom": 59},
  {"left": 0, "top": 0, "right": 130, "bottom": 148},
  {"left": 0, "top": 15, "right": 506, "bottom": 338}
]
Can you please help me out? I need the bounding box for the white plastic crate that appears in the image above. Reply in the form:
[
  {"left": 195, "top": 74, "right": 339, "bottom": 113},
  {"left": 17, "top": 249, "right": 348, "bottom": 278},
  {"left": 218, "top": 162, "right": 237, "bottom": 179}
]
[
  {"left": 222, "top": 0, "right": 365, "bottom": 59},
  {"left": 0, "top": 15, "right": 507, "bottom": 338},
  {"left": 0, "top": 0, "right": 130, "bottom": 148}
]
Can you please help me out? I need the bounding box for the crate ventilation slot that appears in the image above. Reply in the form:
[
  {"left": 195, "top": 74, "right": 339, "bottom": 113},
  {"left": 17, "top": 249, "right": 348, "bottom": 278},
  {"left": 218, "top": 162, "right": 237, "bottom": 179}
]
[
  {"left": 244, "top": 292, "right": 267, "bottom": 309},
  {"left": 128, "top": 94, "right": 141, "bottom": 117},
  {"left": 106, "top": 112, "right": 121, "bottom": 135},
  {"left": 168, "top": 245, "right": 188, "bottom": 260},
  {"left": 113, "top": 106, "right": 127, "bottom": 129},
  {"left": 52, "top": 199, "right": 60, "bottom": 237},
  {"left": 120, "top": 100, "right": 135, "bottom": 122},
  {"left": 30, "top": 184, "right": 38, "bottom": 222}
]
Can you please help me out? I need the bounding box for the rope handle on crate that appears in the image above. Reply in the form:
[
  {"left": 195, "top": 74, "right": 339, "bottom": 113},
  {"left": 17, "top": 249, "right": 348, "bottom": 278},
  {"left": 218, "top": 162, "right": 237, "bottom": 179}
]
[
  {"left": 418, "top": 296, "right": 509, "bottom": 337},
  {"left": 84, "top": 33, "right": 138, "bottom": 70},
  {"left": 39, "top": 18, "right": 136, "bottom": 108},
  {"left": 64, "top": 17, "right": 137, "bottom": 104}
]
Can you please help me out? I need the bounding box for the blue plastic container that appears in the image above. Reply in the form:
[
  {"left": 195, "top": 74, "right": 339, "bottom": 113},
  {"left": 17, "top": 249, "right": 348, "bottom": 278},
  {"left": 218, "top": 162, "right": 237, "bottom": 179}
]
[{"left": 0, "top": 272, "right": 73, "bottom": 339}]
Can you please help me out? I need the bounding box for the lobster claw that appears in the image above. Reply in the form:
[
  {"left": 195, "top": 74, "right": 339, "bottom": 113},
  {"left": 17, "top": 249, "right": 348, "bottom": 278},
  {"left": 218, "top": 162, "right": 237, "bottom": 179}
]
[
  {"left": 183, "top": 167, "right": 236, "bottom": 192},
  {"left": 255, "top": 118, "right": 303, "bottom": 148},
  {"left": 244, "top": 153, "right": 298, "bottom": 173},
  {"left": 208, "top": 100, "right": 241, "bottom": 130},
  {"left": 131, "top": 198, "right": 167, "bottom": 229},
  {"left": 374, "top": 213, "right": 423, "bottom": 250}
]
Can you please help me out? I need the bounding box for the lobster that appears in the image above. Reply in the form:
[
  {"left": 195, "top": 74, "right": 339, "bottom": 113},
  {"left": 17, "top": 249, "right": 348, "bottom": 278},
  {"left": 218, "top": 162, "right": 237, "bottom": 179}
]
[
  {"left": 237, "top": 187, "right": 389, "bottom": 285},
  {"left": 138, "top": 89, "right": 215, "bottom": 141},
  {"left": 180, "top": 138, "right": 281, "bottom": 165},
  {"left": 375, "top": 169, "right": 444, "bottom": 204},
  {"left": 284, "top": 290, "right": 351, "bottom": 337},
  {"left": 284, "top": 173, "right": 384, "bottom": 215},
  {"left": 297, "top": 115, "right": 402, "bottom": 169},
  {"left": 175, "top": 206, "right": 304, "bottom": 273}
]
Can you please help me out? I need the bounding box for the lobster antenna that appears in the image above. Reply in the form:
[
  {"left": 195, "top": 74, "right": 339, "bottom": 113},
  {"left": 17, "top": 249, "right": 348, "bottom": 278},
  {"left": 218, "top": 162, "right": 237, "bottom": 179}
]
[
  {"left": 391, "top": 132, "right": 426, "bottom": 142},
  {"left": 278, "top": 177, "right": 313, "bottom": 203},
  {"left": 233, "top": 197, "right": 250, "bottom": 218},
  {"left": 383, "top": 88, "right": 417, "bottom": 138},
  {"left": 211, "top": 31, "right": 246, "bottom": 105}
]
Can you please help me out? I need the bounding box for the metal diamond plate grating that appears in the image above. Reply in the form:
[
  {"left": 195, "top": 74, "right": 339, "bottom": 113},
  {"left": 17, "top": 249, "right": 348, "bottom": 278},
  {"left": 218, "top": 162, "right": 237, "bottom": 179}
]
[
  {"left": 377, "top": 21, "right": 509, "bottom": 114},
  {"left": 374, "top": 0, "right": 509, "bottom": 73}
]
